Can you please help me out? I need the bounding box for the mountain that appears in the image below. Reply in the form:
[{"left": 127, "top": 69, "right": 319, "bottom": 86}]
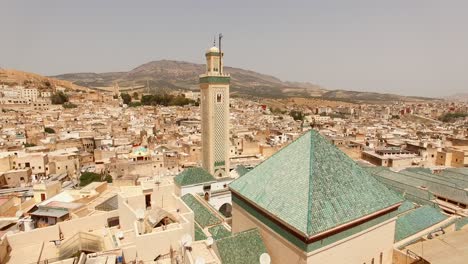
[
  {"left": 53, "top": 60, "right": 436, "bottom": 102},
  {"left": 53, "top": 60, "right": 326, "bottom": 98}
]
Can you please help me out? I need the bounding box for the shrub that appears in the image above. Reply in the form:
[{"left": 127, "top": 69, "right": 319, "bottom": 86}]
[
  {"left": 44, "top": 127, "right": 55, "bottom": 134},
  {"left": 51, "top": 91, "right": 69, "bottom": 104}
]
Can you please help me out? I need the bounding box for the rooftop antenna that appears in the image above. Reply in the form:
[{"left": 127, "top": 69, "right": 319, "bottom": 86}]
[{"left": 218, "top": 33, "right": 223, "bottom": 75}]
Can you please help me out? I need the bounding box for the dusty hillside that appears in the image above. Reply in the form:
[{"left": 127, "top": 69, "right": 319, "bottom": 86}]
[{"left": 0, "top": 68, "right": 91, "bottom": 92}]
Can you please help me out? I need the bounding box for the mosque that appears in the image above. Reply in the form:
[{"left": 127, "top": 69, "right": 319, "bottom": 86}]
[{"left": 193, "top": 37, "right": 405, "bottom": 264}]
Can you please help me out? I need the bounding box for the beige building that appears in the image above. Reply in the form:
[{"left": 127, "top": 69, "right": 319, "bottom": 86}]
[{"left": 0, "top": 168, "right": 32, "bottom": 187}]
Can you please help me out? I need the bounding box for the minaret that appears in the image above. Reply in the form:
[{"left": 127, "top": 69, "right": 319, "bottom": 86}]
[{"left": 200, "top": 35, "right": 230, "bottom": 177}]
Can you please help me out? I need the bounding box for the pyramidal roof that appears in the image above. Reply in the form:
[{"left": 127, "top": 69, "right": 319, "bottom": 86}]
[
  {"left": 174, "top": 167, "right": 215, "bottom": 187},
  {"left": 230, "top": 130, "right": 402, "bottom": 237}
]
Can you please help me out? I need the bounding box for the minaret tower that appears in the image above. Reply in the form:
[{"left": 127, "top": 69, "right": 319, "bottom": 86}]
[{"left": 200, "top": 34, "right": 230, "bottom": 177}]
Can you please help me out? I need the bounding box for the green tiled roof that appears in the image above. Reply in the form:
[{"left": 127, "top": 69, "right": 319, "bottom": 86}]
[
  {"left": 208, "top": 224, "right": 231, "bottom": 240},
  {"left": 396, "top": 201, "right": 416, "bottom": 215},
  {"left": 215, "top": 228, "right": 267, "bottom": 264},
  {"left": 368, "top": 167, "right": 468, "bottom": 205},
  {"left": 455, "top": 217, "right": 468, "bottom": 231},
  {"left": 230, "top": 130, "right": 402, "bottom": 237},
  {"left": 395, "top": 205, "right": 448, "bottom": 242},
  {"left": 174, "top": 167, "right": 215, "bottom": 187},
  {"left": 181, "top": 193, "right": 221, "bottom": 228},
  {"left": 235, "top": 165, "right": 250, "bottom": 177},
  {"left": 195, "top": 223, "right": 207, "bottom": 241}
]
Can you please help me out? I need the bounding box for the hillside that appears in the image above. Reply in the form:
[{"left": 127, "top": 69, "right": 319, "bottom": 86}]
[
  {"left": 0, "top": 68, "right": 90, "bottom": 92},
  {"left": 320, "top": 90, "right": 434, "bottom": 104},
  {"left": 52, "top": 60, "right": 436, "bottom": 102},
  {"left": 446, "top": 93, "right": 468, "bottom": 102}
]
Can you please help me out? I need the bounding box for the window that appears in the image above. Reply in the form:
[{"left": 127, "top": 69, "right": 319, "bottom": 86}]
[
  {"left": 371, "top": 258, "right": 374, "bottom": 264},
  {"left": 379, "top": 253, "right": 383, "bottom": 264},
  {"left": 216, "top": 93, "right": 222, "bottom": 103}
]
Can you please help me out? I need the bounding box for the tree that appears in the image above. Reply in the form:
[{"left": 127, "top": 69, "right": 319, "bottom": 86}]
[
  {"left": 104, "top": 174, "right": 113, "bottom": 183},
  {"left": 44, "top": 127, "right": 55, "bottom": 134},
  {"left": 120, "top": 93, "right": 132, "bottom": 105},
  {"left": 79, "top": 172, "right": 113, "bottom": 186},
  {"left": 51, "top": 91, "right": 69, "bottom": 104},
  {"left": 79, "top": 172, "right": 102, "bottom": 186},
  {"left": 63, "top": 102, "right": 77, "bottom": 108},
  {"left": 132, "top": 92, "right": 139, "bottom": 100},
  {"left": 290, "top": 110, "right": 305, "bottom": 121}
]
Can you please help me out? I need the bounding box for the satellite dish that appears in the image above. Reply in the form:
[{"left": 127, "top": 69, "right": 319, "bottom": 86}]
[
  {"left": 117, "top": 231, "right": 124, "bottom": 240},
  {"left": 206, "top": 236, "right": 214, "bottom": 247},
  {"left": 181, "top": 234, "right": 193, "bottom": 247},
  {"left": 194, "top": 257, "right": 206, "bottom": 264},
  {"left": 135, "top": 209, "right": 145, "bottom": 220},
  {"left": 259, "top": 253, "right": 271, "bottom": 264}
]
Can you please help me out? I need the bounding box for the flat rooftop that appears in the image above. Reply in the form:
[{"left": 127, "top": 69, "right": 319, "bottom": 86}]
[{"left": 405, "top": 228, "right": 468, "bottom": 264}]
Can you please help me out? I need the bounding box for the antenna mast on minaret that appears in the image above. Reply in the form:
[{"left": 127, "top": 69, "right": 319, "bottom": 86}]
[{"left": 218, "top": 33, "right": 223, "bottom": 75}]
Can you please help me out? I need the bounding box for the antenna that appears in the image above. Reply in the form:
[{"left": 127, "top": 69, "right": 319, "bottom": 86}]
[
  {"left": 259, "top": 253, "right": 271, "bottom": 264},
  {"left": 218, "top": 33, "right": 223, "bottom": 75}
]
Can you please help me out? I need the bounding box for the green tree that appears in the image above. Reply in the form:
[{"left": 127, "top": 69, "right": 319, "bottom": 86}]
[
  {"left": 79, "top": 172, "right": 113, "bottom": 186},
  {"left": 104, "top": 174, "right": 113, "bottom": 183},
  {"left": 132, "top": 92, "right": 139, "bottom": 100},
  {"left": 44, "top": 127, "right": 55, "bottom": 134},
  {"left": 120, "top": 93, "right": 132, "bottom": 105},
  {"left": 51, "top": 91, "right": 69, "bottom": 104},
  {"left": 290, "top": 110, "right": 305, "bottom": 121},
  {"left": 63, "top": 102, "right": 77, "bottom": 108},
  {"left": 439, "top": 112, "right": 468, "bottom": 123},
  {"left": 79, "top": 172, "right": 102, "bottom": 186}
]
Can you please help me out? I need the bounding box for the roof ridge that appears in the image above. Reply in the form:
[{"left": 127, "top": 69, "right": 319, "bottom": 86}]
[
  {"left": 306, "top": 130, "right": 314, "bottom": 235},
  {"left": 238, "top": 131, "right": 311, "bottom": 178}
]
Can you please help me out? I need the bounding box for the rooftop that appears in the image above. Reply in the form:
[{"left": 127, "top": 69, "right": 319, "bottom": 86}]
[
  {"left": 215, "top": 228, "right": 268, "bottom": 264},
  {"left": 230, "top": 130, "right": 402, "bottom": 237},
  {"left": 181, "top": 193, "right": 221, "bottom": 228},
  {"left": 174, "top": 167, "right": 215, "bottom": 187},
  {"left": 395, "top": 205, "right": 448, "bottom": 242}
]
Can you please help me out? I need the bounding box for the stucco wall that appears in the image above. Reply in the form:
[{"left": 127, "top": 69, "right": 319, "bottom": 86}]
[
  {"left": 232, "top": 203, "right": 307, "bottom": 264},
  {"left": 306, "top": 219, "right": 396, "bottom": 264},
  {"left": 232, "top": 203, "right": 396, "bottom": 264}
]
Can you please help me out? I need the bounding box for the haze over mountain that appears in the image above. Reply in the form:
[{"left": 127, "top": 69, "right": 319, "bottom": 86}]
[{"left": 53, "top": 60, "right": 435, "bottom": 103}]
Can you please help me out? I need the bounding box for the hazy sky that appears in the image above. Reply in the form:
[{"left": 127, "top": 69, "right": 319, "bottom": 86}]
[{"left": 1, "top": 0, "right": 467, "bottom": 97}]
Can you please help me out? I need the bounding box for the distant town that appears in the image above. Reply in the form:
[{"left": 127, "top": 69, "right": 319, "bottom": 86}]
[{"left": 0, "top": 42, "right": 467, "bottom": 264}]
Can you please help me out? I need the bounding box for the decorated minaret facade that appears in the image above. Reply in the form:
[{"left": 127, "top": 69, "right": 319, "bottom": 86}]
[{"left": 200, "top": 35, "right": 230, "bottom": 177}]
